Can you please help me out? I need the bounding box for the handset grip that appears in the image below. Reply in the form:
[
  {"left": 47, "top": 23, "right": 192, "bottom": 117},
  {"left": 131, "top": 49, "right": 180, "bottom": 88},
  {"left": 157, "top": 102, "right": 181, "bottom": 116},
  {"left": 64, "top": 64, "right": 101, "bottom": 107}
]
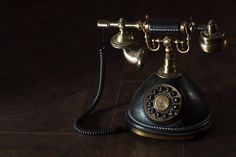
[{"left": 145, "top": 19, "right": 180, "bottom": 33}]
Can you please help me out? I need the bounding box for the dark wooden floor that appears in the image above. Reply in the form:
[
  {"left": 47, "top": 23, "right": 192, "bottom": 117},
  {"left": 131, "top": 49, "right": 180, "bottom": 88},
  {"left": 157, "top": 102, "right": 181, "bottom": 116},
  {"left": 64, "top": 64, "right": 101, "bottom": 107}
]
[{"left": 0, "top": 0, "right": 236, "bottom": 156}]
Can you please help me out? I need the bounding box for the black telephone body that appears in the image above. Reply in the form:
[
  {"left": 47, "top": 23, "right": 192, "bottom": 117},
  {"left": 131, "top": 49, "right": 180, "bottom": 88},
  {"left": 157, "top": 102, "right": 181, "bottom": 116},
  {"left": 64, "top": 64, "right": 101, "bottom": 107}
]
[{"left": 74, "top": 16, "right": 227, "bottom": 140}]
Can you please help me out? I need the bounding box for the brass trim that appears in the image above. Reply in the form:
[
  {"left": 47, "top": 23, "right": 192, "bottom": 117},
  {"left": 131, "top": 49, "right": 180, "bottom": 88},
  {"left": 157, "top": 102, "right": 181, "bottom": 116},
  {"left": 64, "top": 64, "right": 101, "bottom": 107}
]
[
  {"left": 97, "top": 16, "right": 227, "bottom": 70},
  {"left": 157, "top": 37, "right": 182, "bottom": 79},
  {"left": 130, "top": 127, "right": 194, "bottom": 140},
  {"left": 157, "top": 68, "right": 182, "bottom": 79},
  {"left": 154, "top": 94, "right": 170, "bottom": 111}
]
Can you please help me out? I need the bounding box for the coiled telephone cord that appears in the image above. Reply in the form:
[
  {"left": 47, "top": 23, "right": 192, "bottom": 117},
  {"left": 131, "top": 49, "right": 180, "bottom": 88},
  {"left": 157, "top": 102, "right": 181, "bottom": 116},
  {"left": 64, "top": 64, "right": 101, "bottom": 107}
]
[{"left": 73, "top": 44, "right": 129, "bottom": 135}]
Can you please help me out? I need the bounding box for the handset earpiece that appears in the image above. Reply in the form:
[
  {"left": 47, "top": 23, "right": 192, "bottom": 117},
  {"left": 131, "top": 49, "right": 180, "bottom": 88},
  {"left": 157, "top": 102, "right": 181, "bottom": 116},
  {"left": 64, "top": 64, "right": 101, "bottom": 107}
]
[
  {"left": 110, "top": 29, "right": 145, "bottom": 69},
  {"left": 108, "top": 18, "right": 146, "bottom": 68},
  {"left": 199, "top": 20, "right": 227, "bottom": 53}
]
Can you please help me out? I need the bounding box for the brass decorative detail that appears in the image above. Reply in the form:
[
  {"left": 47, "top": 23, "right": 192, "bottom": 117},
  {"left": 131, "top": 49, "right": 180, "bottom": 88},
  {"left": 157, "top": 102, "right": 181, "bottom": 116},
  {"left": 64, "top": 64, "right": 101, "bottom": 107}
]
[
  {"left": 110, "top": 18, "right": 139, "bottom": 49},
  {"left": 97, "top": 16, "right": 227, "bottom": 78},
  {"left": 157, "top": 36, "right": 182, "bottom": 79},
  {"left": 154, "top": 94, "right": 170, "bottom": 111}
]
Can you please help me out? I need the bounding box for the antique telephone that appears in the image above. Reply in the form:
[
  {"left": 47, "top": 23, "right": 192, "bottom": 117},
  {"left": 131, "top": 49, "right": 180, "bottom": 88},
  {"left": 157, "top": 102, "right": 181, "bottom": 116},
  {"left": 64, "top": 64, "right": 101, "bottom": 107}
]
[{"left": 74, "top": 16, "right": 227, "bottom": 140}]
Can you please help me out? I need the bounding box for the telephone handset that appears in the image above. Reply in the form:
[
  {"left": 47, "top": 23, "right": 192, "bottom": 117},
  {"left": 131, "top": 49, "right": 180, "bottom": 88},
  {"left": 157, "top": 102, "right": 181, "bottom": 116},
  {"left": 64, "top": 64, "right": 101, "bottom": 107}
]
[{"left": 74, "top": 16, "right": 227, "bottom": 140}]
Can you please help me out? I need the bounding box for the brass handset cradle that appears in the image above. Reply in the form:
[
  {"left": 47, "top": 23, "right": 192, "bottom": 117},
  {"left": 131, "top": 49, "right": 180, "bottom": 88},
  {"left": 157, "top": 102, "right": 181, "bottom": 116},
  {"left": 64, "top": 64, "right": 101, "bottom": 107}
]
[{"left": 74, "top": 16, "right": 227, "bottom": 140}]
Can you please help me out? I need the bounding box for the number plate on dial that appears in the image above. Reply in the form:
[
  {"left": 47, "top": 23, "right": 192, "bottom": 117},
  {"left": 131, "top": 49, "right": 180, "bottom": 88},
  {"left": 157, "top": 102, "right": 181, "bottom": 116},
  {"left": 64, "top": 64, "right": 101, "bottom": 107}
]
[{"left": 143, "top": 83, "right": 182, "bottom": 123}]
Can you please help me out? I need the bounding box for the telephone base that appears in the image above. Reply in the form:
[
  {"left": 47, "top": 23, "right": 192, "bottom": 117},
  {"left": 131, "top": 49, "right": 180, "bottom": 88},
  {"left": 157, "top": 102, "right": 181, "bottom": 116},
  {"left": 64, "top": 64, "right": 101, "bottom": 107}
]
[{"left": 126, "top": 73, "right": 213, "bottom": 140}]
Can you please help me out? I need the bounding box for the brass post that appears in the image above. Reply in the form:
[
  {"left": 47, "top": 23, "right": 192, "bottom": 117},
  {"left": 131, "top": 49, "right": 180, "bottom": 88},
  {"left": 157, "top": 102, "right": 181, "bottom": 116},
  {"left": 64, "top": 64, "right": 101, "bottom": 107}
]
[{"left": 157, "top": 37, "right": 182, "bottom": 78}]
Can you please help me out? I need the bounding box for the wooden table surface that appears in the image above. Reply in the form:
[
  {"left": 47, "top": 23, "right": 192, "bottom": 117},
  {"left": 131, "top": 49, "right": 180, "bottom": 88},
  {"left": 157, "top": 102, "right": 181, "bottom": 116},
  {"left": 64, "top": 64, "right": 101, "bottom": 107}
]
[{"left": 1, "top": 0, "right": 236, "bottom": 156}]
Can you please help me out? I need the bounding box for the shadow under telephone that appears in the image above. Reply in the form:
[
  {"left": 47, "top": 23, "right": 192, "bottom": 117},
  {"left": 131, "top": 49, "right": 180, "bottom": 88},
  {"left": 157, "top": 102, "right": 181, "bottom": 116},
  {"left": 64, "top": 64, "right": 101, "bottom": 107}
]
[{"left": 74, "top": 15, "right": 227, "bottom": 140}]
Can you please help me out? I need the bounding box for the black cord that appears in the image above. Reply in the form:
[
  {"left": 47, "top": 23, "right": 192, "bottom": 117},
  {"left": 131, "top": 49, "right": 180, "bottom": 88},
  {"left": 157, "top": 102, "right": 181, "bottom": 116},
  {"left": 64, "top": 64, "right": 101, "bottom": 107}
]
[{"left": 73, "top": 46, "right": 129, "bottom": 135}]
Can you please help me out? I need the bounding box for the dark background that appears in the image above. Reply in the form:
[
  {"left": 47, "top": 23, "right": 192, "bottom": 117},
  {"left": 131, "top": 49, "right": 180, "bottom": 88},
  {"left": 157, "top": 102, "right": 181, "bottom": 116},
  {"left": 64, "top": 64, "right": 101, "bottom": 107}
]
[{"left": 0, "top": 0, "right": 235, "bottom": 156}]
